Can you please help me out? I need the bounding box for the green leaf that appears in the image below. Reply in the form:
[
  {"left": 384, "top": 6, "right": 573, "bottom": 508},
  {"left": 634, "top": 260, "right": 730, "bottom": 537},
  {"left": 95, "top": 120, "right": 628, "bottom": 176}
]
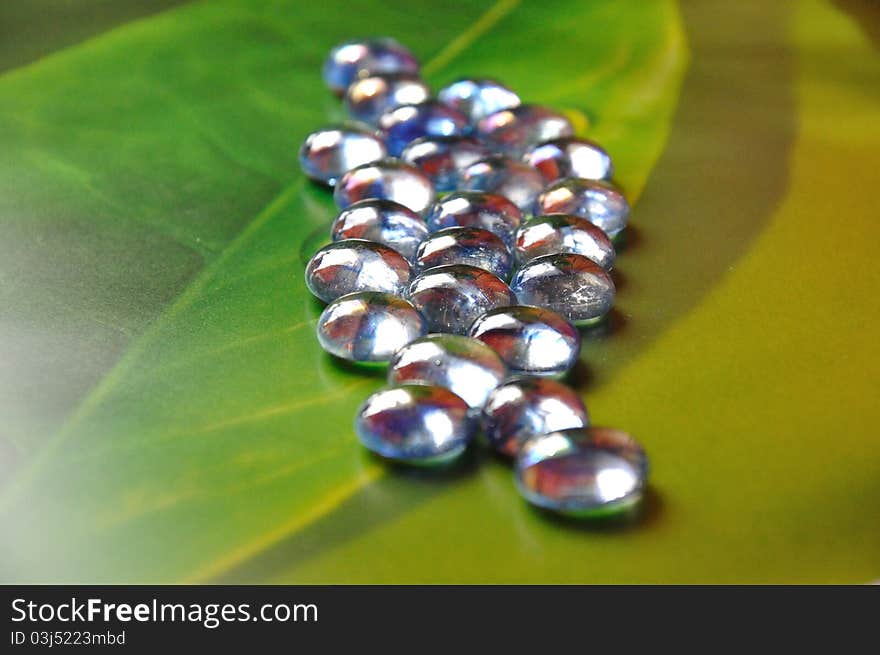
[{"left": 0, "top": 0, "right": 687, "bottom": 582}]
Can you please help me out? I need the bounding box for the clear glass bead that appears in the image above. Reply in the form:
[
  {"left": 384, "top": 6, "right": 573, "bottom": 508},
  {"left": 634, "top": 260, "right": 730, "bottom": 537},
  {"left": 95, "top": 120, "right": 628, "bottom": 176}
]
[
  {"left": 378, "top": 101, "right": 469, "bottom": 156},
  {"left": 299, "top": 123, "right": 387, "bottom": 187},
  {"left": 459, "top": 155, "right": 545, "bottom": 214},
  {"left": 425, "top": 191, "right": 522, "bottom": 247},
  {"left": 437, "top": 78, "right": 521, "bottom": 124},
  {"left": 334, "top": 159, "right": 435, "bottom": 214},
  {"left": 510, "top": 253, "right": 615, "bottom": 325},
  {"left": 388, "top": 334, "right": 507, "bottom": 409},
  {"left": 482, "top": 378, "right": 589, "bottom": 457},
  {"left": 345, "top": 74, "right": 430, "bottom": 124},
  {"left": 515, "top": 214, "right": 616, "bottom": 270},
  {"left": 407, "top": 264, "right": 515, "bottom": 335},
  {"left": 476, "top": 105, "right": 574, "bottom": 157},
  {"left": 323, "top": 38, "right": 419, "bottom": 96},
  {"left": 317, "top": 292, "right": 426, "bottom": 362},
  {"left": 515, "top": 427, "right": 648, "bottom": 516},
  {"left": 305, "top": 239, "right": 411, "bottom": 303},
  {"left": 523, "top": 137, "right": 613, "bottom": 184},
  {"left": 400, "top": 136, "right": 491, "bottom": 191},
  {"left": 415, "top": 227, "right": 512, "bottom": 280},
  {"left": 331, "top": 199, "right": 429, "bottom": 262},
  {"left": 469, "top": 305, "right": 580, "bottom": 377},
  {"left": 536, "top": 178, "right": 630, "bottom": 238},
  {"left": 356, "top": 384, "right": 475, "bottom": 464}
]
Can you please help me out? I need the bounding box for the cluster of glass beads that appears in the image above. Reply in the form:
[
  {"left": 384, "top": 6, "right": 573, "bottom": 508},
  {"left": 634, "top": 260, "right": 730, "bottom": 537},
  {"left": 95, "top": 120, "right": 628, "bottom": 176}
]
[{"left": 301, "top": 38, "right": 648, "bottom": 518}]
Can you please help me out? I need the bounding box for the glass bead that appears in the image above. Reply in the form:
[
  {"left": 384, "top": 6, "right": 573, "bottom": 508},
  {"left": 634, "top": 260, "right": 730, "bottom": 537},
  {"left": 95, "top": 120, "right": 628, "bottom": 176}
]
[
  {"left": 400, "top": 136, "right": 491, "bottom": 191},
  {"left": 437, "top": 78, "right": 521, "bottom": 124},
  {"left": 323, "top": 38, "right": 419, "bottom": 96},
  {"left": 388, "top": 334, "right": 507, "bottom": 409},
  {"left": 482, "top": 378, "right": 589, "bottom": 457},
  {"left": 407, "top": 264, "right": 516, "bottom": 335},
  {"left": 345, "top": 74, "right": 430, "bottom": 124},
  {"left": 536, "top": 178, "right": 630, "bottom": 239},
  {"left": 378, "top": 101, "right": 470, "bottom": 157},
  {"left": 425, "top": 191, "right": 522, "bottom": 247},
  {"left": 317, "top": 292, "right": 426, "bottom": 362},
  {"left": 523, "top": 137, "right": 614, "bottom": 184},
  {"left": 459, "top": 155, "right": 545, "bottom": 214},
  {"left": 299, "top": 123, "right": 387, "bottom": 187},
  {"left": 469, "top": 305, "right": 580, "bottom": 377},
  {"left": 356, "top": 384, "right": 475, "bottom": 464},
  {"left": 476, "top": 105, "right": 574, "bottom": 157},
  {"left": 510, "top": 253, "right": 615, "bottom": 325},
  {"left": 305, "top": 239, "right": 411, "bottom": 303},
  {"left": 334, "top": 159, "right": 435, "bottom": 214},
  {"left": 515, "top": 427, "right": 648, "bottom": 516},
  {"left": 415, "top": 227, "right": 512, "bottom": 280},
  {"left": 331, "top": 199, "right": 429, "bottom": 262},
  {"left": 515, "top": 214, "right": 616, "bottom": 270}
]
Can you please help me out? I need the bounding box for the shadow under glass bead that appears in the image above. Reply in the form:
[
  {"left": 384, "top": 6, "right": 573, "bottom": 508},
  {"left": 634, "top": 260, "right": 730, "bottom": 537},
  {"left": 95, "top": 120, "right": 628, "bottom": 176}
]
[
  {"left": 331, "top": 199, "right": 429, "bottom": 263},
  {"left": 516, "top": 213, "right": 616, "bottom": 270},
  {"left": 437, "top": 78, "right": 521, "bottom": 125},
  {"left": 334, "top": 159, "right": 435, "bottom": 214},
  {"left": 378, "top": 101, "right": 469, "bottom": 156},
  {"left": 476, "top": 105, "right": 574, "bottom": 157},
  {"left": 305, "top": 239, "right": 411, "bottom": 303},
  {"left": 425, "top": 190, "right": 522, "bottom": 247},
  {"left": 400, "top": 136, "right": 491, "bottom": 191},
  {"left": 459, "top": 155, "right": 545, "bottom": 214},
  {"left": 515, "top": 427, "right": 648, "bottom": 517},
  {"left": 345, "top": 74, "right": 431, "bottom": 125},
  {"left": 536, "top": 178, "right": 630, "bottom": 239},
  {"left": 523, "top": 137, "right": 614, "bottom": 184},
  {"left": 299, "top": 123, "right": 387, "bottom": 187},
  {"left": 415, "top": 227, "right": 512, "bottom": 280},
  {"left": 323, "top": 38, "right": 419, "bottom": 96},
  {"left": 482, "top": 378, "right": 589, "bottom": 457}
]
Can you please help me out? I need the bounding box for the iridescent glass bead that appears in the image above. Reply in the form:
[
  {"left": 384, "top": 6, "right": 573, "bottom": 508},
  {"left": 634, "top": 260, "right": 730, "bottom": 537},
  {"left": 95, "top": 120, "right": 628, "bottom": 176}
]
[
  {"left": 299, "top": 123, "right": 387, "bottom": 187},
  {"left": 317, "top": 292, "right": 426, "bottom": 362},
  {"left": 400, "top": 136, "right": 491, "bottom": 191},
  {"left": 345, "top": 74, "right": 430, "bottom": 124},
  {"left": 415, "top": 227, "right": 512, "bottom": 280},
  {"left": 323, "top": 38, "right": 419, "bottom": 96},
  {"left": 305, "top": 239, "right": 411, "bottom": 303},
  {"left": 482, "top": 378, "right": 589, "bottom": 457},
  {"left": 459, "top": 155, "right": 544, "bottom": 214},
  {"left": 515, "top": 214, "right": 616, "bottom": 270},
  {"left": 515, "top": 427, "right": 648, "bottom": 516},
  {"left": 425, "top": 191, "right": 522, "bottom": 246},
  {"left": 510, "top": 253, "right": 615, "bottom": 325},
  {"left": 536, "top": 178, "right": 630, "bottom": 238},
  {"left": 523, "top": 137, "right": 613, "bottom": 184},
  {"left": 469, "top": 305, "right": 580, "bottom": 377},
  {"left": 356, "top": 384, "right": 475, "bottom": 464},
  {"left": 407, "top": 264, "right": 515, "bottom": 335},
  {"left": 437, "top": 78, "right": 521, "bottom": 124},
  {"left": 331, "top": 199, "right": 429, "bottom": 262},
  {"left": 476, "top": 105, "right": 574, "bottom": 157},
  {"left": 388, "top": 334, "right": 507, "bottom": 409},
  {"left": 378, "top": 101, "right": 469, "bottom": 156},
  {"left": 334, "top": 159, "right": 435, "bottom": 214}
]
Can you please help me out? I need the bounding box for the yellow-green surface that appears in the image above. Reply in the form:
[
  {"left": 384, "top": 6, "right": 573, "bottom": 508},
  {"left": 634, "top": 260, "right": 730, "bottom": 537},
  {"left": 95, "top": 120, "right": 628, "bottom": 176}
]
[{"left": 1, "top": 0, "right": 878, "bottom": 583}]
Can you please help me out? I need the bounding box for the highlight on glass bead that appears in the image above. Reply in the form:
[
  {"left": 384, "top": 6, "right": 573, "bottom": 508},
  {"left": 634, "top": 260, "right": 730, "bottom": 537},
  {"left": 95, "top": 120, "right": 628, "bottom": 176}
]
[
  {"left": 323, "top": 38, "right": 419, "bottom": 96},
  {"left": 317, "top": 292, "right": 426, "bottom": 363},
  {"left": 536, "top": 177, "right": 630, "bottom": 239},
  {"left": 523, "top": 137, "right": 614, "bottom": 184},
  {"left": 356, "top": 384, "right": 475, "bottom": 464},
  {"left": 510, "top": 252, "right": 615, "bottom": 325},
  {"left": 377, "top": 101, "right": 470, "bottom": 156},
  {"left": 482, "top": 378, "right": 590, "bottom": 457},
  {"left": 515, "top": 213, "right": 616, "bottom": 270},
  {"left": 476, "top": 105, "right": 574, "bottom": 157},
  {"left": 415, "top": 226, "right": 512, "bottom": 280},
  {"left": 388, "top": 334, "right": 508, "bottom": 409},
  {"left": 426, "top": 190, "right": 522, "bottom": 246},
  {"left": 469, "top": 305, "right": 581, "bottom": 377},
  {"left": 305, "top": 239, "right": 411, "bottom": 303},
  {"left": 345, "top": 74, "right": 431, "bottom": 124},
  {"left": 299, "top": 123, "right": 387, "bottom": 187},
  {"left": 515, "top": 427, "right": 648, "bottom": 517},
  {"left": 437, "top": 78, "right": 521, "bottom": 125},
  {"left": 334, "top": 158, "right": 435, "bottom": 214},
  {"left": 406, "top": 264, "right": 516, "bottom": 335},
  {"left": 459, "top": 155, "right": 545, "bottom": 214},
  {"left": 400, "top": 136, "right": 491, "bottom": 191},
  {"left": 331, "top": 198, "right": 429, "bottom": 263}
]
